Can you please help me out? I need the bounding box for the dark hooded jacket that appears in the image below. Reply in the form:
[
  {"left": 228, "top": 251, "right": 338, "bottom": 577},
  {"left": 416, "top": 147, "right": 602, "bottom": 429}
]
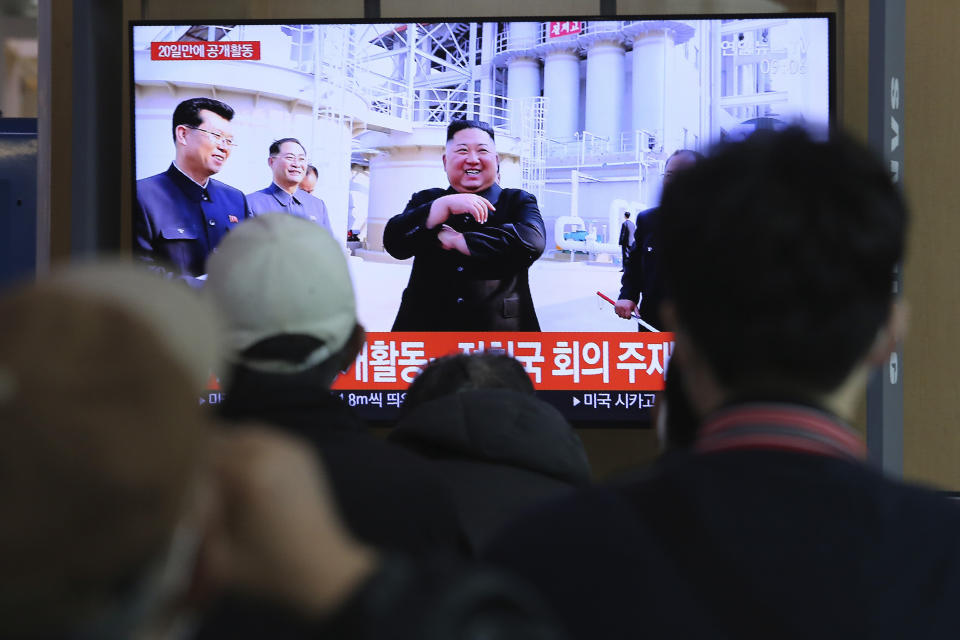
[
  {"left": 218, "top": 365, "right": 469, "bottom": 557},
  {"left": 388, "top": 389, "right": 592, "bottom": 552}
]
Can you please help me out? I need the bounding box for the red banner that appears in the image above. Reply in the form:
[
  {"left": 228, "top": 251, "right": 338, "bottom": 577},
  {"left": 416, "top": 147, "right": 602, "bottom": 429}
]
[
  {"left": 150, "top": 41, "right": 261, "bottom": 60},
  {"left": 331, "top": 332, "right": 673, "bottom": 391},
  {"left": 547, "top": 21, "right": 582, "bottom": 38}
]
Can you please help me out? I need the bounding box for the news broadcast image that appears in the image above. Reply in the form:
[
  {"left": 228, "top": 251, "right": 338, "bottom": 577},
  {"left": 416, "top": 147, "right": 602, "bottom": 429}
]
[{"left": 132, "top": 18, "right": 831, "bottom": 421}]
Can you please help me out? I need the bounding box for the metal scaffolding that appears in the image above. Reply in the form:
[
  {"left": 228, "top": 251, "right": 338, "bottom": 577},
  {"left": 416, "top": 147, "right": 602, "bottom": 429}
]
[{"left": 518, "top": 96, "right": 546, "bottom": 202}]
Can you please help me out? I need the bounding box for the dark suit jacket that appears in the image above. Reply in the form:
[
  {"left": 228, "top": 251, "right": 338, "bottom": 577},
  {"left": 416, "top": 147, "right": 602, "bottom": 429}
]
[
  {"left": 383, "top": 184, "right": 545, "bottom": 331},
  {"left": 134, "top": 164, "right": 250, "bottom": 278},
  {"left": 220, "top": 365, "right": 469, "bottom": 557},
  {"left": 618, "top": 207, "right": 663, "bottom": 329},
  {"left": 618, "top": 218, "right": 635, "bottom": 248},
  {"left": 196, "top": 369, "right": 489, "bottom": 640},
  {"left": 486, "top": 402, "right": 960, "bottom": 639}
]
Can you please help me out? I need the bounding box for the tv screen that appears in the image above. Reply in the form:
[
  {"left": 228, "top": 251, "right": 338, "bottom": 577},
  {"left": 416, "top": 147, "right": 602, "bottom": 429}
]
[{"left": 130, "top": 15, "right": 833, "bottom": 423}]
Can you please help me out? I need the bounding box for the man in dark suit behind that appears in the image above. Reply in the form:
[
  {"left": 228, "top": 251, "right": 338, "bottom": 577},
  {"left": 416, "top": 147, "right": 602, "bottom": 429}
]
[
  {"left": 617, "top": 211, "right": 635, "bottom": 271},
  {"left": 134, "top": 97, "right": 250, "bottom": 282},
  {"left": 486, "top": 129, "right": 960, "bottom": 639},
  {"left": 615, "top": 149, "right": 700, "bottom": 331}
]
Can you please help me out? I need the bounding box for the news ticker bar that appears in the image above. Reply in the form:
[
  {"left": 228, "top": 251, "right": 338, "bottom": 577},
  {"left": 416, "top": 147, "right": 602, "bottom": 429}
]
[
  {"left": 331, "top": 332, "right": 674, "bottom": 392},
  {"left": 200, "top": 389, "right": 656, "bottom": 426}
]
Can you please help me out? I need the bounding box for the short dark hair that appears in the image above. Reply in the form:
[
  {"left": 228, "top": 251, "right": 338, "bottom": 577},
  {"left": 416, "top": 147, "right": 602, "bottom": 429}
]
[
  {"left": 241, "top": 333, "right": 323, "bottom": 363},
  {"left": 666, "top": 149, "right": 704, "bottom": 164},
  {"left": 402, "top": 352, "right": 533, "bottom": 413},
  {"left": 659, "top": 127, "right": 906, "bottom": 394},
  {"left": 306, "top": 164, "right": 318, "bottom": 178},
  {"left": 446, "top": 119, "right": 495, "bottom": 143},
  {"left": 229, "top": 333, "right": 347, "bottom": 394},
  {"left": 624, "top": 212, "right": 631, "bottom": 219},
  {"left": 171, "top": 97, "right": 234, "bottom": 142},
  {"left": 269, "top": 137, "right": 306, "bottom": 156}
]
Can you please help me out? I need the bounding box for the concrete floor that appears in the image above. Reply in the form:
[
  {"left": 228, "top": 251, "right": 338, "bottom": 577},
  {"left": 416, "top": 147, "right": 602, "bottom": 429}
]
[{"left": 348, "top": 255, "right": 640, "bottom": 333}]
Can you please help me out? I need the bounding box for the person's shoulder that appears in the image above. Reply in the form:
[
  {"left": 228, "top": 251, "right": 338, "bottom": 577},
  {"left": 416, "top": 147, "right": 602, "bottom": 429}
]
[
  {"left": 495, "top": 188, "right": 540, "bottom": 217},
  {"left": 136, "top": 170, "right": 173, "bottom": 191},
  {"left": 485, "top": 485, "right": 641, "bottom": 557},
  {"left": 877, "top": 473, "right": 960, "bottom": 522},
  {"left": 246, "top": 184, "right": 273, "bottom": 196},
  {"left": 244, "top": 186, "right": 274, "bottom": 203},
  {"left": 208, "top": 177, "right": 245, "bottom": 197},
  {"left": 634, "top": 206, "right": 660, "bottom": 235},
  {"left": 411, "top": 187, "right": 448, "bottom": 200},
  {"left": 831, "top": 467, "right": 960, "bottom": 568},
  {"left": 398, "top": 188, "right": 449, "bottom": 212},
  {"left": 135, "top": 171, "right": 180, "bottom": 208},
  {"left": 498, "top": 187, "right": 536, "bottom": 202},
  {"left": 137, "top": 170, "right": 168, "bottom": 185},
  {"left": 298, "top": 189, "right": 326, "bottom": 206}
]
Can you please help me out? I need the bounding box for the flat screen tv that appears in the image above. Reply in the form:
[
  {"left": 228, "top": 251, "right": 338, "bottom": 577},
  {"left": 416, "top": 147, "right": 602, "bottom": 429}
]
[{"left": 130, "top": 14, "right": 834, "bottom": 424}]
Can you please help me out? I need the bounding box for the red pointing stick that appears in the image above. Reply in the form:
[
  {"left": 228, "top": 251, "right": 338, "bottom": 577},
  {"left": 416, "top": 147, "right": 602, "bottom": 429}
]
[{"left": 596, "top": 291, "right": 660, "bottom": 332}]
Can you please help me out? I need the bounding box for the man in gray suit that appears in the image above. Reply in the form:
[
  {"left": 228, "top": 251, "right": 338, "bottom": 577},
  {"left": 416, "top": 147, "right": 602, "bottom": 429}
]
[{"left": 246, "top": 137, "right": 333, "bottom": 236}]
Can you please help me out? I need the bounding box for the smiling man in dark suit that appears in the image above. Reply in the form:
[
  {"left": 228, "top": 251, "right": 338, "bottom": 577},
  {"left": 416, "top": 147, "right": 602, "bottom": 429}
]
[
  {"left": 134, "top": 97, "right": 250, "bottom": 283},
  {"left": 383, "top": 119, "right": 546, "bottom": 331}
]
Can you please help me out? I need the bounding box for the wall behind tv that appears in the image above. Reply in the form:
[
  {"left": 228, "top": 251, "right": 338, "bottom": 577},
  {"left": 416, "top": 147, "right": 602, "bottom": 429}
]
[
  {"left": 44, "top": 0, "right": 960, "bottom": 486},
  {"left": 901, "top": 1, "right": 960, "bottom": 490}
]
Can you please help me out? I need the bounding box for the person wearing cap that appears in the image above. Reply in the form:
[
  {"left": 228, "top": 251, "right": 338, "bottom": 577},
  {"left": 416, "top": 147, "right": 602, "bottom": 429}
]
[
  {"left": 134, "top": 97, "right": 251, "bottom": 283},
  {"left": 203, "top": 213, "right": 468, "bottom": 558},
  {"left": 383, "top": 119, "right": 546, "bottom": 331},
  {"left": 246, "top": 138, "right": 334, "bottom": 236},
  {"left": 0, "top": 260, "right": 562, "bottom": 640}
]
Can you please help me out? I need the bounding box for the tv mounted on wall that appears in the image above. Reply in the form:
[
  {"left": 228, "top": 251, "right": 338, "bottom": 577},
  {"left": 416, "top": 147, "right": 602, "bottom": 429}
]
[{"left": 130, "top": 14, "right": 834, "bottom": 424}]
